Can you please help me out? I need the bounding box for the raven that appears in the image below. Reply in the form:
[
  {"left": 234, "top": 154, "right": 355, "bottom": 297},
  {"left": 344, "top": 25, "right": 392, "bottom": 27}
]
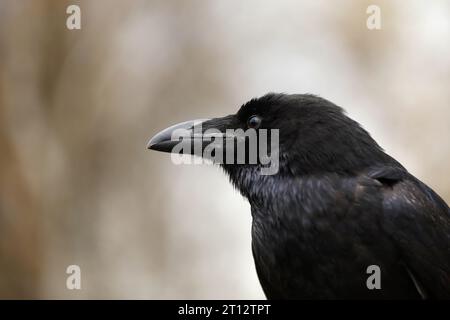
[{"left": 147, "top": 93, "right": 450, "bottom": 299}]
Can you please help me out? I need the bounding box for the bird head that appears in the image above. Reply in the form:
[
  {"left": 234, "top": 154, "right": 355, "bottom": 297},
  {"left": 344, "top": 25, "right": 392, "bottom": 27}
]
[{"left": 147, "top": 93, "right": 391, "bottom": 196}]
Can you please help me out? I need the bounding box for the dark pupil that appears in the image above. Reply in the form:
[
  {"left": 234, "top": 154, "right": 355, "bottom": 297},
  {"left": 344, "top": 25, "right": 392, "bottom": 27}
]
[{"left": 248, "top": 116, "right": 260, "bottom": 128}]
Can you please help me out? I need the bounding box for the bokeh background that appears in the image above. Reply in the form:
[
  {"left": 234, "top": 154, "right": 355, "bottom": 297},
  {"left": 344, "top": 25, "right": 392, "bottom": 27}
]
[{"left": 0, "top": 0, "right": 448, "bottom": 299}]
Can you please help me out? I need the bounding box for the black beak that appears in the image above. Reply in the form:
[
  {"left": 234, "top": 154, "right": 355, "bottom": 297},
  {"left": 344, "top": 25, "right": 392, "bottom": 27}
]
[
  {"left": 147, "top": 115, "right": 279, "bottom": 174},
  {"left": 147, "top": 119, "right": 210, "bottom": 153},
  {"left": 147, "top": 115, "right": 246, "bottom": 161},
  {"left": 148, "top": 115, "right": 279, "bottom": 174}
]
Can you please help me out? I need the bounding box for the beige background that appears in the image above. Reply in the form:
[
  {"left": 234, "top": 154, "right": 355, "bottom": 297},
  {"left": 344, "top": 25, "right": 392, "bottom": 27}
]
[{"left": 0, "top": 0, "right": 448, "bottom": 298}]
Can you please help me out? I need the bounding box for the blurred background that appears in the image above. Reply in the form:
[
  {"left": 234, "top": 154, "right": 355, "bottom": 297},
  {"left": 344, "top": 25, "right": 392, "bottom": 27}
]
[{"left": 0, "top": 0, "right": 448, "bottom": 299}]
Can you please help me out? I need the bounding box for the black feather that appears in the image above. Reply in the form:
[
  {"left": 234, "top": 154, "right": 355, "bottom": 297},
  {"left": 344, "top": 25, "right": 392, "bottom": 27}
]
[{"left": 221, "top": 94, "right": 450, "bottom": 299}]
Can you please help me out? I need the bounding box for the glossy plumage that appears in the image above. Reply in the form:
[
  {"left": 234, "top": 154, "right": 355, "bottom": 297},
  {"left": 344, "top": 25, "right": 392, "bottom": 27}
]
[{"left": 149, "top": 93, "right": 450, "bottom": 299}]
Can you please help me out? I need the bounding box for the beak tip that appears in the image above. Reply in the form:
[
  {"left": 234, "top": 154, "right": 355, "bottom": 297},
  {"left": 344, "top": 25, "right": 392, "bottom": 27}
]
[
  {"left": 146, "top": 140, "right": 155, "bottom": 150},
  {"left": 147, "top": 136, "right": 161, "bottom": 150}
]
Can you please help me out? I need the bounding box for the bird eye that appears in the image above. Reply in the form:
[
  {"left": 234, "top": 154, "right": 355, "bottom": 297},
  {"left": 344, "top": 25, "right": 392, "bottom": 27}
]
[{"left": 247, "top": 115, "right": 262, "bottom": 129}]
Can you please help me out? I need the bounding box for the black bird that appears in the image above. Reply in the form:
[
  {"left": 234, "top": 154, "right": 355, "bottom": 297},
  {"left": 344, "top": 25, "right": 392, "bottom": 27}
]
[{"left": 147, "top": 93, "right": 450, "bottom": 299}]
